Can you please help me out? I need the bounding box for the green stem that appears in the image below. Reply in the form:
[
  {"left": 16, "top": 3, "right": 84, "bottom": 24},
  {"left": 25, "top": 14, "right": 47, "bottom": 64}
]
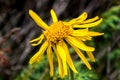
[{"left": 69, "top": 68, "right": 74, "bottom": 80}]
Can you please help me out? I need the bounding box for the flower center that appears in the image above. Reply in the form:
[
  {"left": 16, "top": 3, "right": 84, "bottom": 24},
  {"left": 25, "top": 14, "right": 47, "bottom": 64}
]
[{"left": 44, "top": 21, "right": 73, "bottom": 43}]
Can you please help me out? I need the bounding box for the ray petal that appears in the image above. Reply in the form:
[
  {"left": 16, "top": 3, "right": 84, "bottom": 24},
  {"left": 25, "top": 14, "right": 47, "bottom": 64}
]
[
  {"left": 30, "top": 34, "right": 44, "bottom": 46},
  {"left": 66, "top": 36, "right": 95, "bottom": 51},
  {"left": 80, "top": 16, "right": 99, "bottom": 24},
  {"left": 87, "top": 31, "right": 104, "bottom": 36},
  {"left": 62, "top": 41, "right": 78, "bottom": 73},
  {"left": 69, "top": 12, "right": 88, "bottom": 25},
  {"left": 70, "top": 44, "right": 92, "bottom": 70},
  {"left": 73, "top": 18, "right": 103, "bottom": 28},
  {"left": 53, "top": 45, "right": 64, "bottom": 78},
  {"left": 50, "top": 9, "right": 58, "bottom": 23},
  {"left": 29, "top": 41, "right": 48, "bottom": 64},
  {"left": 71, "top": 29, "right": 88, "bottom": 36},
  {"left": 56, "top": 41, "right": 67, "bottom": 76},
  {"left": 47, "top": 44, "right": 54, "bottom": 76},
  {"left": 29, "top": 34, "right": 44, "bottom": 43},
  {"left": 29, "top": 10, "right": 48, "bottom": 30},
  {"left": 86, "top": 51, "right": 95, "bottom": 62}
]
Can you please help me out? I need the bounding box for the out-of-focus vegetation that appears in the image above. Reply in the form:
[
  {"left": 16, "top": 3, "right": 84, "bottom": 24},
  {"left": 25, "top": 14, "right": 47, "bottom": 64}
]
[
  {"left": 16, "top": 56, "right": 99, "bottom": 80},
  {"left": 94, "top": 5, "right": 120, "bottom": 80},
  {"left": 0, "top": 0, "right": 120, "bottom": 80}
]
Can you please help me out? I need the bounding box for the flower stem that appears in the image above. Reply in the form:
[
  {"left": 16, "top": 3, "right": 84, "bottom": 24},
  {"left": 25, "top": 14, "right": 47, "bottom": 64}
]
[{"left": 69, "top": 68, "right": 74, "bottom": 80}]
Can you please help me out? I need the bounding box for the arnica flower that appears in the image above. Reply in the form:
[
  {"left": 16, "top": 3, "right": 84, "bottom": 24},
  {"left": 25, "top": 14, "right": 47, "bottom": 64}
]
[{"left": 29, "top": 9, "right": 103, "bottom": 78}]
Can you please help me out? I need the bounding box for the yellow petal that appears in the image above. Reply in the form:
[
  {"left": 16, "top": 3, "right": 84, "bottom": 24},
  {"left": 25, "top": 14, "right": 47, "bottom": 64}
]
[
  {"left": 29, "top": 10, "right": 48, "bottom": 30},
  {"left": 66, "top": 36, "right": 95, "bottom": 51},
  {"left": 47, "top": 45, "right": 54, "bottom": 76},
  {"left": 82, "top": 36, "right": 92, "bottom": 40},
  {"left": 29, "top": 41, "right": 48, "bottom": 64},
  {"left": 57, "top": 54, "right": 64, "bottom": 78},
  {"left": 30, "top": 34, "right": 44, "bottom": 46},
  {"left": 77, "top": 37, "right": 86, "bottom": 41},
  {"left": 71, "top": 29, "right": 88, "bottom": 36},
  {"left": 77, "top": 12, "right": 88, "bottom": 20},
  {"left": 71, "top": 44, "right": 92, "bottom": 70},
  {"left": 50, "top": 9, "right": 58, "bottom": 23},
  {"left": 56, "top": 41, "right": 67, "bottom": 76},
  {"left": 81, "top": 16, "right": 99, "bottom": 24},
  {"left": 69, "top": 12, "right": 88, "bottom": 25},
  {"left": 62, "top": 41, "right": 78, "bottom": 73},
  {"left": 29, "top": 34, "right": 43, "bottom": 43},
  {"left": 86, "top": 51, "right": 95, "bottom": 62},
  {"left": 88, "top": 31, "right": 104, "bottom": 36},
  {"left": 73, "top": 18, "right": 103, "bottom": 28},
  {"left": 53, "top": 46, "right": 64, "bottom": 78},
  {"left": 76, "top": 36, "right": 92, "bottom": 41}
]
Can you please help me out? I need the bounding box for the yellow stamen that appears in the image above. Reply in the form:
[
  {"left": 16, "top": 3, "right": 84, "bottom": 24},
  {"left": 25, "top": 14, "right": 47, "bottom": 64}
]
[{"left": 44, "top": 21, "right": 73, "bottom": 43}]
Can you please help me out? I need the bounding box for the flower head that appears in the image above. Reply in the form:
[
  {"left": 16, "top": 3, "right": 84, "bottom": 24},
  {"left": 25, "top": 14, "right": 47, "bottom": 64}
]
[{"left": 29, "top": 9, "right": 103, "bottom": 78}]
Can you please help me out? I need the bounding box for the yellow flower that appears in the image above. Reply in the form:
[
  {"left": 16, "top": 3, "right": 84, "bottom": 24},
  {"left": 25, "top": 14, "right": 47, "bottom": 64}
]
[{"left": 29, "top": 9, "right": 103, "bottom": 78}]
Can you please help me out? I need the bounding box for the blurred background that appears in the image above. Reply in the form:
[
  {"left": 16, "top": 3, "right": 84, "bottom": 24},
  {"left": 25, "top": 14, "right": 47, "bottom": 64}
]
[{"left": 0, "top": 0, "right": 120, "bottom": 80}]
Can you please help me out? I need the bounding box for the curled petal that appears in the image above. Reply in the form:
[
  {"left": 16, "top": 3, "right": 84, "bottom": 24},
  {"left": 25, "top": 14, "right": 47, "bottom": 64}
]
[
  {"left": 77, "top": 12, "right": 88, "bottom": 20},
  {"left": 76, "top": 36, "right": 92, "bottom": 41}
]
